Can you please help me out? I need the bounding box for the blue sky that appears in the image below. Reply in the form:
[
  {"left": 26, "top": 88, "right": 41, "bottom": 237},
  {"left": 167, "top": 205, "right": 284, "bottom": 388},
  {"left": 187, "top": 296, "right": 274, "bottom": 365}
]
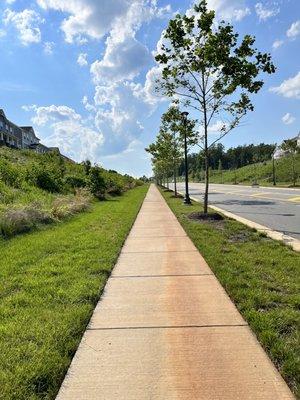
[{"left": 0, "top": 0, "right": 299, "bottom": 176}]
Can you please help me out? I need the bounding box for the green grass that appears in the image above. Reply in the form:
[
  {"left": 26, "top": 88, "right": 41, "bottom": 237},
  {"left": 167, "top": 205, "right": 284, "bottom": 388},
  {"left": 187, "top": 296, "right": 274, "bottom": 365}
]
[
  {"left": 0, "top": 185, "right": 148, "bottom": 400},
  {"left": 160, "top": 188, "right": 300, "bottom": 398},
  {"left": 207, "top": 153, "right": 300, "bottom": 187}
]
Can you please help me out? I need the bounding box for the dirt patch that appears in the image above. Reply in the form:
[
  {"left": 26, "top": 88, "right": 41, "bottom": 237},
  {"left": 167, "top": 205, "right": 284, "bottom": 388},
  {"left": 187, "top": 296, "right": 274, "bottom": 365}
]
[
  {"left": 227, "top": 231, "right": 251, "bottom": 243},
  {"left": 188, "top": 212, "right": 224, "bottom": 221},
  {"left": 188, "top": 212, "right": 226, "bottom": 230}
]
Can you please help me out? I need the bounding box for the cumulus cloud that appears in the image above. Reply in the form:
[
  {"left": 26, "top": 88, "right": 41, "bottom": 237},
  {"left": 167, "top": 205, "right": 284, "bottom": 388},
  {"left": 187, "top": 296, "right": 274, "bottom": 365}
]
[
  {"left": 3, "top": 8, "right": 43, "bottom": 45},
  {"left": 270, "top": 71, "right": 300, "bottom": 99},
  {"left": 77, "top": 53, "right": 88, "bottom": 67},
  {"left": 272, "top": 39, "right": 284, "bottom": 50},
  {"left": 93, "top": 81, "right": 152, "bottom": 154},
  {"left": 255, "top": 3, "right": 279, "bottom": 21},
  {"left": 203, "top": 0, "right": 250, "bottom": 22},
  {"left": 36, "top": 0, "right": 171, "bottom": 43},
  {"left": 91, "top": 36, "right": 150, "bottom": 84},
  {"left": 23, "top": 104, "right": 104, "bottom": 161},
  {"left": 30, "top": 1, "right": 172, "bottom": 160},
  {"left": 287, "top": 20, "right": 300, "bottom": 39},
  {"left": 282, "top": 113, "right": 295, "bottom": 125}
]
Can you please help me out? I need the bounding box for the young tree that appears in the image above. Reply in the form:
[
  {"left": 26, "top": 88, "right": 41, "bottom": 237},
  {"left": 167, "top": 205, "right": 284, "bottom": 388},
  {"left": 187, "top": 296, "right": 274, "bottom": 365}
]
[
  {"left": 147, "top": 106, "right": 197, "bottom": 196},
  {"left": 155, "top": 0, "right": 275, "bottom": 214},
  {"left": 160, "top": 106, "right": 197, "bottom": 195}
]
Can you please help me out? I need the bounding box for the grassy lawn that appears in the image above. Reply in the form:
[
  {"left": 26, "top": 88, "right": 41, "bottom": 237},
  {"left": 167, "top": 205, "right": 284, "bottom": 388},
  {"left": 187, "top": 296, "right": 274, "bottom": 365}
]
[
  {"left": 160, "top": 188, "right": 300, "bottom": 398},
  {"left": 0, "top": 185, "right": 148, "bottom": 400}
]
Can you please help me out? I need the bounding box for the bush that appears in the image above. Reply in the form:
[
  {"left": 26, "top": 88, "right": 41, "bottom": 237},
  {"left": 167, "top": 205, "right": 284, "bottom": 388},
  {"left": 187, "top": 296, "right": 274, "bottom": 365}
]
[
  {"left": 64, "top": 175, "right": 86, "bottom": 189},
  {"left": 0, "top": 159, "right": 23, "bottom": 187},
  {"left": 27, "top": 164, "right": 63, "bottom": 193},
  {"left": 88, "top": 167, "right": 107, "bottom": 199},
  {"left": 104, "top": 173, "right": 124, "bottom": 196}
]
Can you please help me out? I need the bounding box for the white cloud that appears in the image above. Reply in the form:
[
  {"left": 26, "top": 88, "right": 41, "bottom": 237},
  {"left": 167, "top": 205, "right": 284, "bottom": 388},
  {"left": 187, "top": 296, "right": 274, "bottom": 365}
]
[
  {"left": 36, "top": 0, "right": 170, "bottom": 43},
  {"left": 270, "top": 71, "right": 300, "bottom": 99},
  {"left": 204, "top": 0, "right": 250, "bottom": 22},
  {"left": 92, "top": 81, "right": 155, "bottom": 154},
  {"left": 3, "top": 8, "right": 43, "bottom": 45},
  {"left": 82, "top": 96, "right": 96, "bottom": 112},
  {"left": 0, "top": 29, "right": 6, "bottom": 38},
  {"left": 30, "top": 1, "right": 172, "bottom": 162},
  {"left": 91, "top": 36, "right": 150, "bottom": 84},
  {"left": 255, "top": 2, "right": 279, "bottom": 21},
  {"left": 208, "top": 120, "right": 228, "bottom": 134},
  {"left": 43, "top": 41, "right": 54, "bottom": 54},
  {"left": 287, "top": 20, "right": 300, "bottom": 39},
  {"left": 134, "top": 65, "right": 167, "bottom": 105},
  {"left": 77, "top": 53, "right": 88, "bottom": 67},
  {"left": 272, "top": 39, "right": 284, "bottom": 49},
  {"left": 282, "top": 113, "right": 295, "bottom": 125},
  {"left": 23, "top": 105, "right": 104, "bottom": 162}
]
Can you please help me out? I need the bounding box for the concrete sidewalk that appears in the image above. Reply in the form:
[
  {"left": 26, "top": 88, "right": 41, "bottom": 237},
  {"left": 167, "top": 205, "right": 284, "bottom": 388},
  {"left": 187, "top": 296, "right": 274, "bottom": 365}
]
[{"left": 56, "top": 184, "right": 294, "bottom": 400}]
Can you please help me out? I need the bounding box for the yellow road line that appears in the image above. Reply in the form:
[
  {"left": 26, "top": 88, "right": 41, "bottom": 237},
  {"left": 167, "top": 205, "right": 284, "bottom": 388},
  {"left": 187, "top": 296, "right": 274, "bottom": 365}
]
[
  {"left": 288, "top": 196, "right": 300, "bottom": 203},
  {"left": 189, "top": 185, "right": 300, "bottom": 204}
]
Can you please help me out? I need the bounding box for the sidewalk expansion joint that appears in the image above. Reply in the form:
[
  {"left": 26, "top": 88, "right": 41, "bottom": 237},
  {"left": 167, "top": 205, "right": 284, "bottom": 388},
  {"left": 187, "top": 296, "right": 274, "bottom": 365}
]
[
  {"left": 111, "top": 274, "right": 214, "bottom": 279},
  {"left": 121, "top": 250, "right": 199, "bottom": 254},
  {"left": 87, "top": 323, "right": 248, "bottom": 331},
  {"left": 129, "top": 235, "right": 187, "bottom": 238}
]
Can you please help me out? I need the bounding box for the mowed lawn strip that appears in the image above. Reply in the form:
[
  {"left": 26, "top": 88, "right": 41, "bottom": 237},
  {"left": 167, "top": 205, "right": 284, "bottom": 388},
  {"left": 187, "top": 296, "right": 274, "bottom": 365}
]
[
  {"left": 160, "top": 188, "right": 300, "bottom": 399},
  {"left": 0, "top": 185, "right": 148, "bottom": 400}
]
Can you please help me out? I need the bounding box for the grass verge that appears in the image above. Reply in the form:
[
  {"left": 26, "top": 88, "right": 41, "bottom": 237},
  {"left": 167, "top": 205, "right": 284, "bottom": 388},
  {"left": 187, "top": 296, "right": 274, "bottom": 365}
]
[
  {"left": 0, "top": 184, "right": 148, "bottom": 400},
  {"left": 160, "top": 188, "right": 300, "bottom": 398}
]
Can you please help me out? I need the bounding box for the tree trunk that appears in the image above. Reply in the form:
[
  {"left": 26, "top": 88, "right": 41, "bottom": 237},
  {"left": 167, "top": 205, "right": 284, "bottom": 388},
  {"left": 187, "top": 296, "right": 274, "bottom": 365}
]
[
  {"left": 174, "top": 165, "right": 177, "bottom": 196},
  {"left": 203, "top": 110, "right": 209, "bottom": 213},
  {"left": 167, "top": 176, "right": 169, "bottom": 189},
  {"left": 204, "top": 148, "right": 209, "bottom": 214},
  {"left": 202, "top": 71, "right": 209, "bottom": 215}
]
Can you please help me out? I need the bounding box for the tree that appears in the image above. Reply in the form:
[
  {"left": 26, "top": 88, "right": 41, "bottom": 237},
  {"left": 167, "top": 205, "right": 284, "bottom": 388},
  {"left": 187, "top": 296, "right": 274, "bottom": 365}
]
[
  {"left": 88, "top": 166, "right": 106, "bottom": 199},
  {"left": 146, "top": 106, "right": 197, "bottom": 196},
  {"left": 155, "top": 0, "right": 275, "bottom": 214},
  {"left": 281, "top": 139, "right": 299, "bottom": 186},
  {"left": 82, "top": 159, "right": 92, "bottom": 176}
]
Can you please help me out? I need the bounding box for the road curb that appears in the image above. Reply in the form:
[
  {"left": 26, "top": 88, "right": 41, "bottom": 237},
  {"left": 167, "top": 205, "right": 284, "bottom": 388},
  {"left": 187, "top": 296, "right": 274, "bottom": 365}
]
[{"left": 175, "top": 190, "right": 300, "bottom": 252}]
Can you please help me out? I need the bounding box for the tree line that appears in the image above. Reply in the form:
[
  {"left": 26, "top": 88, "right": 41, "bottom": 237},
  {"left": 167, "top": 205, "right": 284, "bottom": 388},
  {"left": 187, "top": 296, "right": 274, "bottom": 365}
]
[{"left": 178, "top": 142, "right": 276, "bottom": 177}]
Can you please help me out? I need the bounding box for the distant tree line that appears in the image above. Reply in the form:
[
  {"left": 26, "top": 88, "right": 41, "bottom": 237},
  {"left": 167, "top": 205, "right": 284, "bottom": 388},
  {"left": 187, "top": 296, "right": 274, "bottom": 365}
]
[{"left": 178, "top": 143, "right": 276, "bottom": 177}]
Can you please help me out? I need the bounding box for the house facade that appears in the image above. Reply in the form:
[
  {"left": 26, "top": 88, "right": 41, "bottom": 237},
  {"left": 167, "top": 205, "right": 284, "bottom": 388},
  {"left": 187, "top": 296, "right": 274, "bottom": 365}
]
[{"left": 0, "top": 109, "right": 48, "bottom": 154}]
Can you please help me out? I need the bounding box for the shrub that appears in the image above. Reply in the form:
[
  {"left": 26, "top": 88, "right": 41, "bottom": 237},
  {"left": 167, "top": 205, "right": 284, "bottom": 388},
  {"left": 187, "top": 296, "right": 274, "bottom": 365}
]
[
  {"left": 88, "top": 167, "right": 107, "bottom": 199},
  {"left": 65, "top": 175, "right": 86, "bottom": 189},
  {"left": 104, "top": 173, "right": 124, "bottom": 196},
  {"left": 0, "top": 159, "right": 23, "bottom": 187},
  {"left": 27, "top": 164, "right": 63, "bottom": 193}
]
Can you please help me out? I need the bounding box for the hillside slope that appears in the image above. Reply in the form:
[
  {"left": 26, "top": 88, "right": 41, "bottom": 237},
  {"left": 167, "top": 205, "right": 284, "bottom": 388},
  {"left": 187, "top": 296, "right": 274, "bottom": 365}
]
[
  {"left": 0, "top": 147, "right": 141, "bottom": 237},
  {"left": 208, "top": 154, "right": 300, "bottom": 187}
]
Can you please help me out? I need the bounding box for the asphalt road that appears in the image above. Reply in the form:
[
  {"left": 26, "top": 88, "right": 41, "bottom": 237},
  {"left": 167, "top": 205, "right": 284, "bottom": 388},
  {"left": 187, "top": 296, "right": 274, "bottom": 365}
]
[{"left": 171, "top": 182, "right": 300, "bottom": 240}]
